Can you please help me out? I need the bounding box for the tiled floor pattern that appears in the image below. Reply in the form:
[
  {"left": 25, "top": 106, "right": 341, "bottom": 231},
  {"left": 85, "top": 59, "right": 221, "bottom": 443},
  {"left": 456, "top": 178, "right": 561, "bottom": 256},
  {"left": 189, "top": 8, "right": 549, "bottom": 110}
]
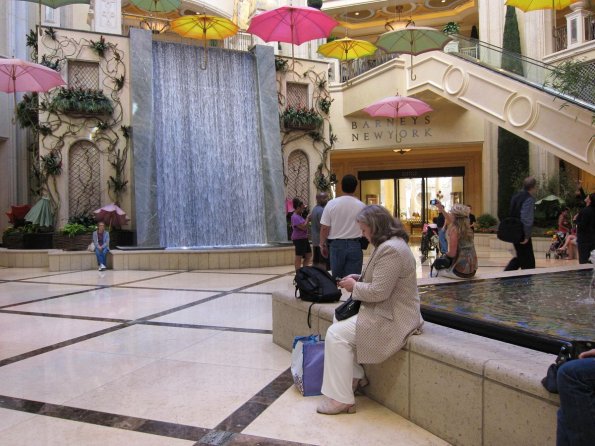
[{"left": 0, "top": 244, "right": 577, "bottom": 445}]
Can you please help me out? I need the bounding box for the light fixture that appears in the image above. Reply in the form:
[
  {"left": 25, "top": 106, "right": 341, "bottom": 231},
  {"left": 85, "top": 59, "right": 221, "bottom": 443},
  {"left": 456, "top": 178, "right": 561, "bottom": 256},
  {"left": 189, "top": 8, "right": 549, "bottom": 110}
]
[
  {"left": 140, "top": 18, "right": 170, "bottom": 34},
  {"left": 385, "top": 6, "right": 409, "bottom": 31},
  {"left": 393, "top": 148, "right": 411, "bottom": 155}
]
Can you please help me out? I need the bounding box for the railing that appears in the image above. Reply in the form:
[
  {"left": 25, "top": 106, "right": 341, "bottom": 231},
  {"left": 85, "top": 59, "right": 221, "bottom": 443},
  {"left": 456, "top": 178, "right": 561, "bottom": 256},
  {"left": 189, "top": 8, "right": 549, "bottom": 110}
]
[
  {"left": 554, "top": 25, "right": 567, "bottom": 53},
  {"left": 338, "top": 49, "right": 398, "bottom": 83},
  {"left": 222, "top": 32, "right": 255, "bottom": 52}
]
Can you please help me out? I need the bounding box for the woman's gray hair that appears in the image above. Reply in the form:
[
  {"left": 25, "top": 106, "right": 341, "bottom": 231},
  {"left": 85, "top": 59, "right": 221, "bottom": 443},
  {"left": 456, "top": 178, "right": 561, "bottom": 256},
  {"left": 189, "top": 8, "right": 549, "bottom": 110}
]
[{"left": 356, "top": 205, "right": 409, "bottom": 247}]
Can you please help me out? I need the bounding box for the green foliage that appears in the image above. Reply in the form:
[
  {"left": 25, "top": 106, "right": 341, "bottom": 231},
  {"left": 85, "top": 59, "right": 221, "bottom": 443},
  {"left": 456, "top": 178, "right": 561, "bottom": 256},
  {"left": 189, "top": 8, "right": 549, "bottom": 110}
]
[
  {"left": 16, "top": 93, "right": 39, "bottom": 129},
  {"left": 275, "top": 57, "right": 288, "bottom": 72},
  {"left": 318, "top": 97, "right": 333, "bottom": 114},
  {"left": 442, "top": 22, "right": 460, "bottom": 35},
  {"left": 502, "top": 6, "right": 524, "bottom": 76},
  {"left": 40, "top": 151, "right": 62, "bottom": 176},
  {"left": 51, "top": 87, "right": 114, "bottom": 116},
  {"left": 546, "top": 58, "right": 595, "bottom": 108},
  {"left": 114, "top": 74, "right": 125, "bottom": 91},
  {"left": 26, "top": 29, "right": 37, "bottom": 50},
  {"left": 497, "top": 127, "right": 529, "bottom": 219},
  {"left": 68, "top": 213, "right": 96, "bottom": 227},
  {"left": 44, "top": 27, "right": 57, "bottom": 41},
  {"left": 4, "top": 223, "right": 48, "bottom": 235},
  {"left": 40, "top": 55, "right": 60, "bottom": 71},
  {"left": 121, "top": 125, "right": 131, "bottom": 139},
  {"left": 477, "top": 213, "right": 498, "bottom": 229},
  {"left": 89, "top": 36, "right": 109, "bottom": 58},
  {"left": 307, "top": 0, "right": 323, "bottom": 9},
  {"left": 281, "top": 106, "right": 323, "bottom": 130},
  {"left": 313, "top": 168, "right": 337, "bottom": 192},
  {"left": 61, "top": 223, "right": 93, "bottom": 237}
]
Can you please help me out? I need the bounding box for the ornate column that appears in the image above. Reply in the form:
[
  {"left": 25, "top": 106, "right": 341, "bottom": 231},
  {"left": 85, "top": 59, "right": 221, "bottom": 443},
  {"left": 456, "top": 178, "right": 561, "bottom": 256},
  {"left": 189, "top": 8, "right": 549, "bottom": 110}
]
[
  {"left": 89, "top": 0, "right": 121, "bottom": 35},
  {"left": 565, "top": 1, "right": 591, "bottom": 48}
]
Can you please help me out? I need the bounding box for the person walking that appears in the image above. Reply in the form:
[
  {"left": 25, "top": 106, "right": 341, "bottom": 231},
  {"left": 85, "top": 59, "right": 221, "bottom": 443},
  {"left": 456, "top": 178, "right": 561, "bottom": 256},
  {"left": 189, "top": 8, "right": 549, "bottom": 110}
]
[
  {"left": 505, "top": 176, "right": 537, "bottom": 271},
  {"left": 309, "top": 192, "right": 330, "bottom": 270},
  {"left": 290, "top": 198, "right": 312, "bottom": 272},
  {"left": 575, "top": 192, "right": 595, "bottom": 264},
  {"left": 92, "top": 222, "right": 110, "bottom": 271},
  {"left": 319, "top": 174, "right": 365, "bottom": 280}
]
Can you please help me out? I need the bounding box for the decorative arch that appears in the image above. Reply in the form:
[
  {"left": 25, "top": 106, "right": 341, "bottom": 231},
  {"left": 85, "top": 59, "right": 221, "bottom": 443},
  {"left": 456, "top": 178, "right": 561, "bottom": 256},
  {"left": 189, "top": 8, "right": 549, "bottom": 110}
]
[
  {"left": 287, "top": 149, "right": 310, "bottom": 202},
  {"left": 68, "top": 140, "right": 101, "bottom": 217}
]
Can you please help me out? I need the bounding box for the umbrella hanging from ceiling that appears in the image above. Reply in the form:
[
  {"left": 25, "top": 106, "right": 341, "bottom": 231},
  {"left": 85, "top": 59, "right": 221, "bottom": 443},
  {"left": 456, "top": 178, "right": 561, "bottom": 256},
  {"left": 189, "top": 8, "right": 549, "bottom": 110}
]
[
  {"left": 247, "top": 5, "right": 338, "bottom": 66},
  {"left": 376, "top": 23, "right": 452, "bottom": 80},
  {"left": 317, "top": 37, "right": 377, "bottom": 61},
  {"left": 170, "top": 14, "right": 239, "bottom": 70},
  {"left": 505, "top": 0, "right": 572, "bottom": 12},
  {"left": 363, "top": 95, "right": 433, "bottom": 143},
  {"left": 0, "top": 58, "right": 66, "bottom": 113},
  {"left": 130, "top": 0, "right": 180, "bottom": 13}
]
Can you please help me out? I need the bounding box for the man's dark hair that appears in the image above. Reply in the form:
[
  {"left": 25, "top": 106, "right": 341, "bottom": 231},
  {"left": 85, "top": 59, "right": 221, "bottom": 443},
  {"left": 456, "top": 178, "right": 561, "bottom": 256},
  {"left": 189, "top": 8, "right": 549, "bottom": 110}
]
[
  {"left": 341, "top": 174, "right": 358, "bottom": 194},
  {"left": 292, "top": 197, "right": 303, "bottom": 209},
  {"left": 523, "top": 176, "right": 537, "bottom": 191}
]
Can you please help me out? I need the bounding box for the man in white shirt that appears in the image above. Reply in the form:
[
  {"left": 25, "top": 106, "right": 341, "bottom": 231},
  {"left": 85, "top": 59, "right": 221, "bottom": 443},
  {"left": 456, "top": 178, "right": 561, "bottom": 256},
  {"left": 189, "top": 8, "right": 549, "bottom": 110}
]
[{"left": 319, "top": 174, "right": 365, "bottom": 280}]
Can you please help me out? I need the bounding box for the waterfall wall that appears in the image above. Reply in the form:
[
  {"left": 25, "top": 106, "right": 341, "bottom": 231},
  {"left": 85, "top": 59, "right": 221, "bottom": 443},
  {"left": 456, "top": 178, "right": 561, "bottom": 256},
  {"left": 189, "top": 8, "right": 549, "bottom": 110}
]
[{"left": 130, "top": 29, "right": 286, "bottom": 248}]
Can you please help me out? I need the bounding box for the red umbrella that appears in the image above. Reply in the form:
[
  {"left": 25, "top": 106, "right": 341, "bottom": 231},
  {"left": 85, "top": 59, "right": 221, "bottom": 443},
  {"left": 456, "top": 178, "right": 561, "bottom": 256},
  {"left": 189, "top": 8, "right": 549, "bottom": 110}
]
[
  {"left": 0, "top": 58, "right": 65, "bottom": 110},
  {"left": 363, "top": 95, "right": 433, "bottom": 143},
  {"left": 247, "top": 6, "right": 338, "bottom": 64},
  {"left": 93, "top": 203, "right": 130, "bottom": 230}
]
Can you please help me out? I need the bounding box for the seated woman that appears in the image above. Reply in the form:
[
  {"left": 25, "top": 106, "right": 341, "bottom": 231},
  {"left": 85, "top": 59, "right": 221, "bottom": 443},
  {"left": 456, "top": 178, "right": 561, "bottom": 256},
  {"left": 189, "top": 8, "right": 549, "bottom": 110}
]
[
  {"left": 317, "top": 205, "right": 424, "bottom": 415},
  {"left": 435, "top": 202, "right": 478, "bottom": 279},
  {"left": 558, "top": 232, "right": 577, "bottom": 260},
  {"left": 558, "top": 208, "right": 572, "bottom": 233},
  {"left": 92, "top": 222, "right": 110, "bottom": 271}
]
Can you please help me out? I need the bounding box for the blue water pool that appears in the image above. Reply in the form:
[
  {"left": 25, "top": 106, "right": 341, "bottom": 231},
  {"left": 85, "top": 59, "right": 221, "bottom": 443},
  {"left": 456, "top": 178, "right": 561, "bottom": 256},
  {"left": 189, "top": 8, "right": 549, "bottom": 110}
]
[{"left": 419, "top": 269, "right": 595, "bottom": 353}]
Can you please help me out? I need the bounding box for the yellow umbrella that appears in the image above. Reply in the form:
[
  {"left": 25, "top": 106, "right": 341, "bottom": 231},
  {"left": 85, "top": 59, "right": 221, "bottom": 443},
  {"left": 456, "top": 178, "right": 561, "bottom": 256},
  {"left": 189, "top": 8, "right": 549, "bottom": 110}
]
[
  {"left": 170, "top": 14, "right": 239, "bottom": 69},
  {"left": 317, "top": 37, "right": 377, "bottom": 61},
  {"left": 505, "top": 0, "right": 572, "bottom": 12}
]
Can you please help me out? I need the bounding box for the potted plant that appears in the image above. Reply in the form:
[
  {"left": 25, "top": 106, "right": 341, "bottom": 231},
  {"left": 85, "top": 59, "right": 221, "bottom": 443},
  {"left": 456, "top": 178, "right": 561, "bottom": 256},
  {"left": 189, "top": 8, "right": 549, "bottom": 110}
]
[
  {"left": 53, "top": 221, "right": 95, "bottom": 251},
  {"left": 443, "top": 22, "right": 460, "bottom": 53},
  {"left": 442, "top": 22, "right": 460, "bottom": 35},
  {"left": 476, "top": 213, "right": 498, "bottom": 233},
  {"left": 50, "top": 87, "right": 114, "bottom": 118},
  {"left": 307, "top": 0, "right": 323, "bottom": 9},
  {"left": 275, "top": 57, "right": 289, "bottom": 72},
  {"left": 281, "top": 106, "right": 323, "bottom": 130}
]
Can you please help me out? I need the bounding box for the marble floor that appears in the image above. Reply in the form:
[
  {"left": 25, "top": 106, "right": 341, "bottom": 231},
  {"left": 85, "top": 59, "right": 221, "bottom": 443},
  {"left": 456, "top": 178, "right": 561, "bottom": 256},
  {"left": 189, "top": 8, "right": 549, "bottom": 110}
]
[{"left": 0, "top": 244, "right": 577, "bottom": 445}]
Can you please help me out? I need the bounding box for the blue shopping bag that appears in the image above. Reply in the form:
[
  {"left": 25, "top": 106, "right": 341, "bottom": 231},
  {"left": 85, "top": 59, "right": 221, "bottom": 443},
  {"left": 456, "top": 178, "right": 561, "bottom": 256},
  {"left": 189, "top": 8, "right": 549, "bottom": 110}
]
[{"left": 291, "top": 335, "right": 325, "bottom": 396}]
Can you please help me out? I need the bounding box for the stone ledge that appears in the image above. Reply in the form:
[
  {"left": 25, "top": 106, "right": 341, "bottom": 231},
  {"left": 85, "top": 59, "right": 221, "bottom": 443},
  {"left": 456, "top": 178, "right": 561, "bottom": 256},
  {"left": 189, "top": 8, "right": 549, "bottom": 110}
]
[{"left": 272, "top": 289, "right": 559, "bottom": 446}]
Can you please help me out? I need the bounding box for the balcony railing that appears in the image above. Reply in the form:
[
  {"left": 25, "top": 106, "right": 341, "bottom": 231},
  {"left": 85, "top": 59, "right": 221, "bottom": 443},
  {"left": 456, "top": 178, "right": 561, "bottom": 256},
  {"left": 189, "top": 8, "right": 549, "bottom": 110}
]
[
  {"left": 554, "top": 25, "right": 567, "bottom": 53},
  {"left": 338, "top": 50, "right": 398, "bottom": 83}
]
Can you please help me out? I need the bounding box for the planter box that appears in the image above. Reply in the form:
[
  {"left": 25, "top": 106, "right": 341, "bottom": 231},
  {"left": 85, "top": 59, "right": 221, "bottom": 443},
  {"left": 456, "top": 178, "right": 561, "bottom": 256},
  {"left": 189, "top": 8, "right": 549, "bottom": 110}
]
[
  {"left": 23, "top": 232, "right": 54, "bottom": 249},
  {"left": 283, "top": 121, "right": 318, "bottom": 131},
  {"left": 2, "top": 232, "right": 25, "bottom": 249},
  {"left": 110, "top": 230, "right": 135, "bottom": 249},
  {"left": 53, "top": 233, "right": 93, "bottom": 251}
]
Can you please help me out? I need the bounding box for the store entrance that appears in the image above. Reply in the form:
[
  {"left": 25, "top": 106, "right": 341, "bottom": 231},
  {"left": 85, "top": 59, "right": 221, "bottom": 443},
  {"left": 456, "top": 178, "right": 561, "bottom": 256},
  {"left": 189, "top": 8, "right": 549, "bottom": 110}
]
[{"left": 359, "top": 167, "right": 465, "bottom": 233}]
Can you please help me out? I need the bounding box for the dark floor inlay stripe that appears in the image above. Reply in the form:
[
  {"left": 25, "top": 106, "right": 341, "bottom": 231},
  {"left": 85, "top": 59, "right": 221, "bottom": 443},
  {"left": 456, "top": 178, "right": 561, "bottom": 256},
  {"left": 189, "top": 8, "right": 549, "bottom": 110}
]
[
  {"left": 0, "top": 287, "right": 105, "bottom": 310},
  {"left": 0, "top": 394, "right": 210, "bottom": 441},
  {"left": 206, "top": 433, "right": 317, "bottom": 446},
  {"left": 0, "top": 309, "right": 129, "bottom": 324},
  {"left": 140, "top": 321, "right": 272, "bottom": 334},
  {"left": 0, "top": 324, "right": 131, "bottom": 367},
  {"left": 214, "top": 368, "right": 294, "bottom": 434}
]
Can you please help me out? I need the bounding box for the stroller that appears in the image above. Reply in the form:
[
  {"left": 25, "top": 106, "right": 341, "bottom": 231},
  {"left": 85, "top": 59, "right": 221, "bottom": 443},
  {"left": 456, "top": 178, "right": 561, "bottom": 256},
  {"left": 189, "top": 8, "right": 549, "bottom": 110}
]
[
  {"left": 546, "top": 231, "right": 568, "bottom": 259},
  {"left": 420, "top": 223, "right": 440, "bottom": 262}
]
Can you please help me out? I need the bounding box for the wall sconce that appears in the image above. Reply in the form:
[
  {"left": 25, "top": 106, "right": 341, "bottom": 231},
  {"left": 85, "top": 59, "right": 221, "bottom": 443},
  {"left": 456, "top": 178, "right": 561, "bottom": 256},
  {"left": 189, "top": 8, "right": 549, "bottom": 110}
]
[{"left": 393, "top": 148, "right": 411, "bottom": 155}]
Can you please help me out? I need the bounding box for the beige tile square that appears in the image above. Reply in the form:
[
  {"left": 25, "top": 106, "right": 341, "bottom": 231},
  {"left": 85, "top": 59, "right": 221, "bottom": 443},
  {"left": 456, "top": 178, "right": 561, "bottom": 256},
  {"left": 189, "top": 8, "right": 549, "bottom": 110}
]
[
  {"left": 410, "top": 353, "right": 482, "bottom": 446},
  {"left": 218, "top": 253, "right": 229, "bottom": 269},
  {"left": 249, "top": 253, "right": 260, "bottom": 268},
  {"left": 138, "top": 254, "right": 149, "bottom": 270},
  {"left": 244, "top": 388, "right": 449, "bottom": 446},
  {"left": 188, "top": 254, "right": 199, "bottom": 270},
  {"left": 167, "top": 254, "right": 179, "bottom": 270},
  {"left": 364, "top": 350, "right": 409, "bottom": 418},
  {"left": 14, "top": 254, "right": 24, "bottom": 268},
  {"left": 0, "top": 407, "right": 35, "bottom": 432},
  {"left": 229, "top": 253, "right": 240, "bottom": 269},
  {"left": 208, "top": 253, "right": 220, "bottom": 269},
  {"left": 128, "top": 254, "right": 140, "bottom": 270},
  {"left": 239, "top": 252, "right": 250, "bottom": 268},
  {"left": 158, "top": 254, "right": 169, "bottom": 270},
  {"left": 484, "top": 380, "right": 558, "bottom": 446},
  {"left": 49, "top": 256, "right": 59, "bottom": 272},
  {"left": 59, "top": 255, "right": 71, "bottom": 271},
  {"left": 149, "top": 255, "right": 159, "bottom": 270},
  {"left": 22, "top": 253, "right": 33, "bottom": 268}
]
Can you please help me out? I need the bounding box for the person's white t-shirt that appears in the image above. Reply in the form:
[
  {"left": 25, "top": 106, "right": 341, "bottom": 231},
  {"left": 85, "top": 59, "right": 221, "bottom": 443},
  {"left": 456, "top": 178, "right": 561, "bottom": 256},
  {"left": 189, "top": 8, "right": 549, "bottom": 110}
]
[{"left": 320, "top": 195, "right": 365, "bottom": 239}]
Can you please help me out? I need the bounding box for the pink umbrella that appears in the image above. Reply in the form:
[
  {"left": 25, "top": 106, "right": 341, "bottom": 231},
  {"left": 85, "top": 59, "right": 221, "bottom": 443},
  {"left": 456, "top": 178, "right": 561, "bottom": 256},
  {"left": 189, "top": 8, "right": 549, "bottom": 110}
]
[
  {"left": 247, "top": 6, "right": 338, "bottom": 64},
  {"left": 0, "top": 58, "right": 66, "bottom": 110},
  {"left": 363, "top": 95, "right": 432, "bottom": 143},
  {"left": 94, "top": 203, "right": 130, "bottom": 230}
]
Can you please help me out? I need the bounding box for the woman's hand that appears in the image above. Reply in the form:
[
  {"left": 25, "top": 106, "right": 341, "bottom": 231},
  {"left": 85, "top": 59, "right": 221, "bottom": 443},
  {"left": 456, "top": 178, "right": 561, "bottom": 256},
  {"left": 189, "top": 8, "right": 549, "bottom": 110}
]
[{"left": 338, "top": 277, "right": 357, "bottom": 292}]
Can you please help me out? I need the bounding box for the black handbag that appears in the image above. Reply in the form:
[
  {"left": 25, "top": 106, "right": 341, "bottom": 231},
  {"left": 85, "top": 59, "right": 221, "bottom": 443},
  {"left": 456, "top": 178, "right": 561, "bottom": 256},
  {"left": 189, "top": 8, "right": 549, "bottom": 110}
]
[
  {"left": 430, "top": 255, "right": 452, "bottom": 277},
  {"left": 335, "top": 296, "right": 361, "bottom": 321},
  {"left": 541, "top": 340, "right": 594, "bottom": 393},
  {"left": 497, "top": 217, "right": 524, "bottom": 244}
]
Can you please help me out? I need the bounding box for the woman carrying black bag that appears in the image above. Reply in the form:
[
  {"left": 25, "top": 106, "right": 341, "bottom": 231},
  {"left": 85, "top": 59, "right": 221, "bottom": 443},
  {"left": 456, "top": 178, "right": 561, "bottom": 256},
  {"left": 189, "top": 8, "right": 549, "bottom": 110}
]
[
  {"left": 575, "top": 193, "right": 595, "bottom": 264},
  {"left": 316, "top": 205, "right": 423, "bottom": 415}
]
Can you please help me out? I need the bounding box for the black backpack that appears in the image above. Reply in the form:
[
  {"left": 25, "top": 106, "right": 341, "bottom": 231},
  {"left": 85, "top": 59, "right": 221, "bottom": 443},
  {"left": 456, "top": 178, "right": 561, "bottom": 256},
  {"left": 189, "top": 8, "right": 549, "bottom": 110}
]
[
  {"left": 294, "top": 266, "right": 342, "bottom": 303},
  {"left": 294, "top": 267, "right": 342, "bottom": 328}
]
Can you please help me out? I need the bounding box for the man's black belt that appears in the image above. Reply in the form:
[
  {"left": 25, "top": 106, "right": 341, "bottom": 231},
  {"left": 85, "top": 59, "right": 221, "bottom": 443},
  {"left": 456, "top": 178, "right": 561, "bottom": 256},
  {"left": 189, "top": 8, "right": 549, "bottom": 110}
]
[{"left": 329, "top": 238, "right": 360, "bottom": 241}]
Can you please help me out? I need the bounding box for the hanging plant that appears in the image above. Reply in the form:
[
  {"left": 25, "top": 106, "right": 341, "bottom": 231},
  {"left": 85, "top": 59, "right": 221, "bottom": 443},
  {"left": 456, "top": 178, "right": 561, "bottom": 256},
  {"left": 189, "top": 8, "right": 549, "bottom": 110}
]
[
  {"left": 318, "top": 97, "right": 333, "bottom": 114},
  {"left": 89, "top": 36, "right": 109, "bottom": 58},
  {"left": 44, "top": 27, "right": 57, "bottom": 41},
  {"left": 275, "top": 57, "right": 288, "bottom": 72},
  {"left": 41, "top": 151, "right": 62, "bottom": 176},
  {"left": 442, "top": 22, "right": 460, "bottom": 35},
  {"left": 40, "top": 55, "right": 60, "bottom": 72},
  {"left": 307, "top": 0, "right": 323, "bottom": 9},
  {"left": 281, "top": 106, "right": 323, "bottom": 130},
  {"left": 16, "top": 93, "right": 39, "bottom": 129},
  {"left": 51, "top": 87, "right": 114, "bottom": 117},
  {"left": 113, "top": 74, "right": 125, "bottom": 91}
]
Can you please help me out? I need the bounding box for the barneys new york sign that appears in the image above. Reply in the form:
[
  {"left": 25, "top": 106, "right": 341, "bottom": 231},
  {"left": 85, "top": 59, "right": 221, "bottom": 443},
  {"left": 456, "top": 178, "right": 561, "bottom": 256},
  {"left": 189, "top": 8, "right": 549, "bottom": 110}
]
[{"left": 350, "top": 116, "right": 432, "bottom": 143}]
